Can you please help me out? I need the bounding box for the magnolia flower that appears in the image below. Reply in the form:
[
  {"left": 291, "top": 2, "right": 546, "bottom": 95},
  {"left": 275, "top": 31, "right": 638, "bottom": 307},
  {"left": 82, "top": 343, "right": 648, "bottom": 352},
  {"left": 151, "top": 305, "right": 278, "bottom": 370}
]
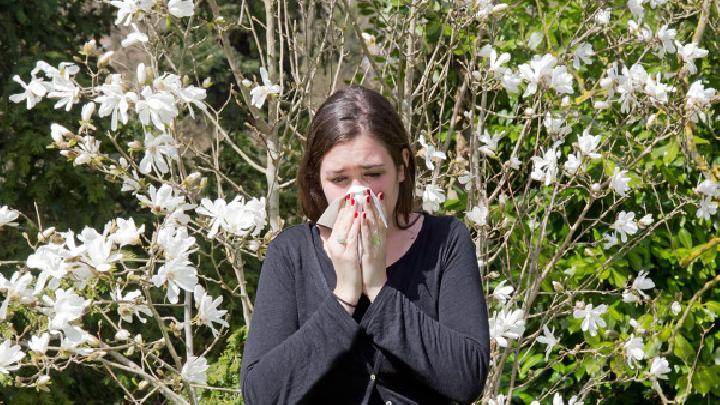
[
  {"left": 489, "top": 308, "right": 525, "bottom": 347},
  {"left": 467, "top": 204, "right": 489, "bottom": 227},
  {"left": 478, "top": 129, "right": 504, "bottom": 157},
  {"left": 28, "top": 333, "right": 50, "bottom": 354},
  {"left": 624, "top": 334, "right": 645, "bottom": 368},
  {"left": 249, "top": 67, "right": 281, "bottom": 108},
  {"left": 697, "top": 197, "right": 718, "bottom": 220},
  {"left": 479, "top": 45, "right": 511, "bottom": 78},
  {"left": 655, "top": 25, "right": 676, "bottom": 57},
  {"left": 0, "top": 340, "right": 25, "bottom": 374},
  {"left": 194, "top": 285, "right": 229, "bottom": 337},
  {"left": 27, "top": 244, "right": 68, "bottom": 294},
  {"left": 530, "top": 146, "right": 559, "bottom": 185},
  {"left": 544, "top": 113, "right": 571, "bottom": 136},
  {"left": 668, "top": 302, "right": 681, "bottom": 318},
  {"left": 518, "top": 54, "right": 557, "bottom": 97},
  {"left": 50, "top": 123, "right": 71, "bottom": 144},
  {"left": 527, "top": 31, "right": 542, "bottom": 50},
  {"left": 71, "top": 135, "right": 102, "bottom": 166},
  {"left": 472, "top": 0, "right": 507, "bottom": 19},
  {"left": 47, "top": 77, "right": 80, "bottom": 112},
  {"left": 121, "top": 23, "right": 149, "bottom": 47},
  {"left": 638, "top": 214, "right": 653, "bottom": 227},
  {"left": 610, "top": 167, "right": 632, "bottom": 197},
  {"left": 488, "top": 394, "right": 507, "bottom": 405},
  {"left": 644, "top": 73, "right": 675, "bottom": 104},
  {"left": 139, "top": 132, "right": 178, "bottom": 174},
  {"left": 577, "top": 128, "right": 601, "bottom": 159},
  {"left": 42, "top": 288, "right": 90, "bottom": 337},
  {"left": 628, "top": 0, "right": 645, "bottom": 19},
  {"left": 686, "top": 81, "right": 716, "bottom": 123},
  {"left": 418, "top": 134, "right": 447, "bottom": 170},
  {"left": 536, "top": 324, "right": 557, "bottom": 360},
  {"left": 695, "top": 178, "right": 719, "bottom": 197},
  {"left": 181, "top": 356, "right": 208, "bottom": 384},
  {"left": 420, "top": 184, "right": 446, "bottom": 212},
  {"left": 0, "top": 206, "right": 20, "bottom": 228},
  {"left": 631, "top": 270, "right": 655, "bottom": 299},
  {"left": 110, "top": 0, "right": 154, "bottom": 26},
  {"left": 81, "top": 102, "right": 95, "bottom": 122},
  {"left": 553, "top": 393, "right": 584, "bottom": 405},
  {"left": 361, "top": 32, "right": 382, "bottom": 56},
  {"left": 135, "top": 87, "right": 178, "bottom": 131},
  {"left": 502, "top": 71, "right": 522, "bottom": 94},
  {"left": 115, "top": 329, "right": 130, "bottom": 341},
  {"left": 595, "top": 8, "right": 611, "bottom": 24},
  {"left": 573, "top": 303, "right": 607, "bottom": 336},
  {"left": 9, "top": 74, "right": 48, "bottom": 109},
  {"left": 612, "top": 211, "right": 638, "bottom": 243},
  {"left": 95, "top": 74, "right": 135, "bottom": 131},
  {"left": 168, "top": 0, "right": 194, "bottom": 17},
  {"left": 0, "top": 271, "right": 34, "bottom": 319},
  {"left": 110, "top": 218, "right": 145, "bottom": 246},
  {"left": 157, "top": 225, "right": 196, "bottom": 261},
  {"left": 551, "top": 65, "right": 574, "bottom": 94},
  {"left": 564, "top": 153, "right": 581, "bottom": 175},
  {"left": 113, "top": 287, "right": 152, "bottom": 324},
  {"left": 572, "top": 43, "right": 595, "bottom": 69},
  {"left": 137, "top": 184, "right": 193, "bottom": 215},
  {"left": 81, "top": 234, "right": 122, "bottom": 272},
  {"left": 622, "top": 290, "right": 640, "bottom": 303},
  {"left": 649, "top": 357, "right": 670, "bottom": 379},
  {"left": 492, "top": 280, "right": 513, "bottom": 305},
  {"left": 152, "top": 258, "right": 198, "bottom": 304},
  {"left": 675, "top": 41, "right": 708, "bottom": 75}
]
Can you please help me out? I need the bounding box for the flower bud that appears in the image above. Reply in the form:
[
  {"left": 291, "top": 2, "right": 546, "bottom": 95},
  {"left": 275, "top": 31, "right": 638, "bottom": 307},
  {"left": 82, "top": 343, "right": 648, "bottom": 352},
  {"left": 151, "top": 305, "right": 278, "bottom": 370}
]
[
  {"left": 137, "top": 63, "right": 147, "bottom": 84},
  {"left": 81, "top": 103, "right": 95, "bottom": 122}
]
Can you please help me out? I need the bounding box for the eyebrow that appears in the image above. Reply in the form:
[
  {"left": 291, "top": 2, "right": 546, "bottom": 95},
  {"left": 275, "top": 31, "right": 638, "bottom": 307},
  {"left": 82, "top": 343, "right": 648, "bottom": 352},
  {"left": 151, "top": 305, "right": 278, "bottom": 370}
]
[{"left": 328, "top": 165, "right": 385, "bottom": 174}]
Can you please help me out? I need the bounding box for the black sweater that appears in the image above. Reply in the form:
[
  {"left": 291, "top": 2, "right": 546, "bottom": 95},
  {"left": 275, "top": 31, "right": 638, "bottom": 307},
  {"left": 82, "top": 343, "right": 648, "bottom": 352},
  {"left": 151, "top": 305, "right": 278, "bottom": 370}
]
[{"left": 240, "top": 212, "right": 490, "bottom": 404}]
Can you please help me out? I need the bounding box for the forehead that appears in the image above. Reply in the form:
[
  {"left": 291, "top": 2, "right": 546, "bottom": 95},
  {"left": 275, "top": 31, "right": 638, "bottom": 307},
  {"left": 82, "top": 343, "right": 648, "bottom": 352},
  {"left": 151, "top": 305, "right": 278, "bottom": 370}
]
[{"left": 320, "top": 135, "right": 392, "bottom": 172}]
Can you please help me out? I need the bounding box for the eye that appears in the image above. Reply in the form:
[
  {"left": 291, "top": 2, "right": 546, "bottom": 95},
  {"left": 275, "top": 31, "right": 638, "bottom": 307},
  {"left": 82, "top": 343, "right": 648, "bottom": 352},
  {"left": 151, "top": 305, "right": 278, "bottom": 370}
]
[
  {"left": 331, "top": 177, "right": 347, "bottom": 184},
  {"left": 365, "top": 173, "right": 382, "bottom": 178}
]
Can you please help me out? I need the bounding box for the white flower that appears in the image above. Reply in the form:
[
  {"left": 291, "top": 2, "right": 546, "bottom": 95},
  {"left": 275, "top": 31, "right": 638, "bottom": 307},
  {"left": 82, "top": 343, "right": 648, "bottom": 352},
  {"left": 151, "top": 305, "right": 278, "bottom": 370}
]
[
  {"left": 94, "top": 74, "right": 135, "bottom": 131},
  {"left": 644, "top": 73, "right": 675, "bottom": 104},
  {"left": 553, "top": 393, "right": 584, "bottom": 405},
  {"left": 478, "top": 129, "right": 504, "bottom": 157},
  {"left": 168, "top": 0, "right": 194, "bottom": 17},
  {"left": 27, "top": 245, "right": 68, "bottom": 294},
  {"left": 686, "top": 81, "right": 716, "bottom": 123},
  {"left": 508, "top": 156, "right": 521, "bottom": 170},
  {"left": 0, "top": 206, "right": 20, "bottom": 228},
  {"left": 420, "top": 184, "right": 446, "bottom": 212},
  {"left": 81, "top": 234, "right": 122, "bottom": 272},
  {"left": 629, "top": 317, "right": 646, "bottom": 333},
  {"left": 671, "top": 301, "right": 681, "bottom": 316},
  {"left": 181, "top": 356, "right": 208, "bottom": 384},
  {"left": 81, "top": 102, "right": 95, "bottom": 122},
  {"left": 121, "top": 23, "right": 149, "bottom": 47},
  {"left": 488, "top": 394, "right": 507, "bottom": 405},
  {"left": 695, "top": 178, "right": 719, "bottom": 197},
  {"left": 631, "top": 270, "right": 655, "bottom": 299},
  {"left": 152, "top": 258, "right": 198, "bottom": 304},
  {"left": 157, "top": 225, "right": 196, "bottom": 261},
  {"left": 518, "top": 54, "right": 557, "bottom": 97},
  {"left": 42, "top": 288, "right": 90, "bottom": 335},
  {"left": 595, "top": 8, "right": 611, "bottom": 24},
  {"left": 137, "top": 184, "right": 193, "bottom": 215},
  {"left": 110, "top": 218, "right": 145, "bottom": 246},
  {"left": 492, "top": 280, "right": 513, "bottom": 305},
  {"left": 72, "top": 135, "right": 102, "bottom": 166},
  {"left": 113, "top": 287, "right": 152, "bottom": 325},
  {"left": 9, "top": 74, "right": 48, "bottom": 109},
  {"left": 361, "top": 32, "right": 382, "bottom": 56},
  {"left": 544, "top": 113, "right": 571, "bottom": 136},
  {"left": 622, "top": 290, "right": 640, "bottom": 303},
  {"left": 655, "top": 25, "right": 676, "bottom": 57},
  {"left": 0, "top": 340, "right": 25, "bottom": 374},
  {"left": 418, "top": 134, "right": 447, "bottom": 170},
  {"left": 628, "top": 0, "right": 646, "bottom": 19},
  {"left": 249, "top": 67, "right": 281, "bottom": 108},
  {"left": 536, "top": 324, "right": 557, "bottom": 359},
  {"left": 50, "top": 123, "right": 71, "bottom": 144},
  {"left": 174, "top": 84, "right": 207, "bottom": 118},
  {"left": 577, "top": 128, "right": 601, "bottom": 159},
  {"left": 47, "top": 77, "right": 80, "bottom": 112},
  {"left": 564, "top": 153, "right": 581, "bottom": 175},
  {"left": 612, "top": 211, "right": 638, "bottom": 243},
  {"left": 135, "top": 87, "right": 178, "bottom": 131},
  {"left": 489, "top": 308, "right": 525, "bottom": 347},
  {"left": 527, "top": 31, "right": 543, "bottom": 50},
  {"left": 649, "top": 357, "right": 670, "bottom": 379},
  {"left": 194, "top": 285, "right": 229, "bottom": 337},
  {"left": 467, "top": 204, "right": 489, "bottom": 226},
  {"left": 0, "top": 271, "right": 34, "bottom": 319},
  {"left": 502, "top": 72, "right": 522, "bottom": 94},
  {"left": 139, "top": 132, "right": 178, "bottom": 174},
  {"left": 28, "top": 333, "right": 50, "bottom": 354},
  {"left": 573, "top": 303, "right": 607, "bottom": 336},
  {"left": 697, "top": 197, "right": 718, "bottom": 220},
  {"left": 479, "top": 45, "right": 511, "bottom": 78},
  {"left": 196, "top": 196, "right": 267, "bottom": 239},
  {"left": 610, "top": 167, "right": 632, "bottom": 197},
  {"left": 550, "top": 65, "right": 573, "bottom": 94},
  {"left": 530, "top": 146, "right": 559, "bottom": 185},
  {"left": 115, "top": 329, "right": 130, "bottom": 341},
  {"left": 639, "top": 214, "right": 653, "bottom": 227},
  {"left": 472, "top": 0, "right": 508, "bottom": 19},
  {"left": 572, "top": 43, "right": 595, "bottom": 69},
  {"left": 109, "top": 0, "right": 155, "bottom": 26},
  {"left": 624, "top": 334, "right": 645, "bottom": 368},
  {"left": 675, "top": 41, "right": 709, "bottom": 75}
]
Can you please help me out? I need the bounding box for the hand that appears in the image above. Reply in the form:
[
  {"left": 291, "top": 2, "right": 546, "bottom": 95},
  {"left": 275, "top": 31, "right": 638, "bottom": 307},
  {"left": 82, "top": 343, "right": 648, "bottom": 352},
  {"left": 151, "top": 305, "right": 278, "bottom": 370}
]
[
  {"left": 327, "top": 193, "right": 363, "bottom": 309},
  {"left": 360, "top": 190, "right": 387, "bottom": 302}
]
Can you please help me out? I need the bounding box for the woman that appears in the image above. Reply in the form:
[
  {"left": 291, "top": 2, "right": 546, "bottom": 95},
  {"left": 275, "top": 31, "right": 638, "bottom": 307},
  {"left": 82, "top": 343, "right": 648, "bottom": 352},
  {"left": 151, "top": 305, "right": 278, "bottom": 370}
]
[{"left": 240, "top": 86, "right": 489, "bottom": 404}]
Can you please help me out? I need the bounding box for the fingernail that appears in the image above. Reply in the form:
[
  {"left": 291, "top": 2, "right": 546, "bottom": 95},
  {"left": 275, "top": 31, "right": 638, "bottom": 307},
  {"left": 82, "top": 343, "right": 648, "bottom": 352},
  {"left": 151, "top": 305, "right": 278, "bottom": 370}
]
[
  {"left": 355, "top": 212, "right": 358, "bottom": 218},
  {"left": 363, "top": 212, "right": 367, "bottom": 219},
  {"left": 351, "top": 198, "right": 355, "bottom": 206},
  {"left": 366, "top": 195, "right": 370, "bottom": 203},
  {"left": 345, "top": 194, "right": 350, "bottom": 201},
  {"left": 379, "top": 192, "right": 384, "bottom": 201}
]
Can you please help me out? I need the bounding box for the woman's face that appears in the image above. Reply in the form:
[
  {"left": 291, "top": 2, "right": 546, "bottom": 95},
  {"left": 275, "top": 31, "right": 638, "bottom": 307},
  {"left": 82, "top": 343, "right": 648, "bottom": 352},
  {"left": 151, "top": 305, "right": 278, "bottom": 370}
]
[{"left": 319, "top": 134, "right": 409, "bottom": 224}]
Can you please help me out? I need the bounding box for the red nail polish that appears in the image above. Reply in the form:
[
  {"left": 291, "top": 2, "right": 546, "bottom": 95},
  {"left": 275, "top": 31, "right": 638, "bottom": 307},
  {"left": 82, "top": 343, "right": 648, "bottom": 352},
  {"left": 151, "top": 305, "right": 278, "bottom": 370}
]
[
  {"left": 366, "top": 195, "right": 370, "bottom": 203},
  {"left": 363, "top": 212, "right": 367, "bottom": 219},
  {"left": 351, "top": 198, "right": 355, "bottom": 206},
  {"left": 355, "top": 212, "right": 358, "bottom": 218},
  {"left": 379, "top": 192, "right": 384, "bottom": 201},
  {"left": 345, "top": 194, "right": 350, "bottom": 201}
]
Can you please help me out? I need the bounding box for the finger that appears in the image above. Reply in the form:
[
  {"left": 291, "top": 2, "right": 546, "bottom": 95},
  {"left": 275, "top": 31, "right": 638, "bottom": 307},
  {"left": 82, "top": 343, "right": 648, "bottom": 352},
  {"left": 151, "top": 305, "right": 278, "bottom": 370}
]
[
  {"left": 360, "top": 211, "right": 371, "bottom": 254},
  {"left": 346, "top": 211, "right": 361, "bottom": 255},
  {"left": 330, "top": 194, "right": 353, "bottom": 242}
]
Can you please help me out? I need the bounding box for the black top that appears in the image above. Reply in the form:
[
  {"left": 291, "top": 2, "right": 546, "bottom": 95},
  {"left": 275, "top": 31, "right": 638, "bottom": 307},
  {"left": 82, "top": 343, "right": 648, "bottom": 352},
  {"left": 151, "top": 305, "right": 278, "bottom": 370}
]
[{"left": 240, "top": 212, "right": 490, "bottom": 404}]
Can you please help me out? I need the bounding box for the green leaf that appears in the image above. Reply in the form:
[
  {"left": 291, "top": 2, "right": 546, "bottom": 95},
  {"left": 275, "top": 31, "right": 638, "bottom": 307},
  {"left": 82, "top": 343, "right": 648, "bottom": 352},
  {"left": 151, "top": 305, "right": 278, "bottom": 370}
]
[{"left": 673, "top": 334, "right": 694, "bottom": 363}]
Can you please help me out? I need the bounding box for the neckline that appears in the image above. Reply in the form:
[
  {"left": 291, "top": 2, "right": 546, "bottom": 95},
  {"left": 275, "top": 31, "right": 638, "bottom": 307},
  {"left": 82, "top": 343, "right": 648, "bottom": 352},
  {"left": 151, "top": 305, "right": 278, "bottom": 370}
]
[{"left": 312, "top": 212, "right": 428, "bottom": 270}]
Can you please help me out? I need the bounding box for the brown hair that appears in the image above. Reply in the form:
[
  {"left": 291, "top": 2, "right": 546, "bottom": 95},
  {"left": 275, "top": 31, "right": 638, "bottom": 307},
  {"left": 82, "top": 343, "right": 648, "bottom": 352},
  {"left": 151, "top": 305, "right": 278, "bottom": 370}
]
[{"left": 296, "top": 86, "right": 420, "bottom": 230}]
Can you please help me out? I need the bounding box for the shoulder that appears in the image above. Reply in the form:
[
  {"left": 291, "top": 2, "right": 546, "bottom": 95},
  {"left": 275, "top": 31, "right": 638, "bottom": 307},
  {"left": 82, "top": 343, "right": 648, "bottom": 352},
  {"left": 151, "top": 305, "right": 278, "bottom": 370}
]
[
  {"left": 422, "top": 212, "right": 470, "bottom": 239},
  {"left": 265, "top": 223, "right": 314, "bottom": 258}
]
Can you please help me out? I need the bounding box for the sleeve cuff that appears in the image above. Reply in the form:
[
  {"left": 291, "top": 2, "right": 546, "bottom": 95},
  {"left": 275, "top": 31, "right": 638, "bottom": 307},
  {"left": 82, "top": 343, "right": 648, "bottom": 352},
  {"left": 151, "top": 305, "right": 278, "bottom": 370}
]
[
  {"left": 359, "top": 284, "right": 396, "bottom": 331},
  {"left": 323, "top": 292, "right": 362, "bottom": 341}
]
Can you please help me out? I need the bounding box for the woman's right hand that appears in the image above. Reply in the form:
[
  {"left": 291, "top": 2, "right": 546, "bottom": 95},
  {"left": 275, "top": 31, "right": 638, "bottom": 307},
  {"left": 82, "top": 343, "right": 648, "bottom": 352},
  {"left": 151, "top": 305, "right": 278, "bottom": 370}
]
[{"left": 327, "top": 193, "right": 363, "bottom": 309}]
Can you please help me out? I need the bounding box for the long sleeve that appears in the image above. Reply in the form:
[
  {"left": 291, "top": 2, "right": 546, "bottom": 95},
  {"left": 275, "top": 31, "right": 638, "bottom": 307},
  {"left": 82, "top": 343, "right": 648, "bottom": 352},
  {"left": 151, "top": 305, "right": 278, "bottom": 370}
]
[
  {"left": 240, "top": 237, "right": 362, "bottom": 404},
  {"left": 359, "top": 219, "right": 490, "bottom": 403}
]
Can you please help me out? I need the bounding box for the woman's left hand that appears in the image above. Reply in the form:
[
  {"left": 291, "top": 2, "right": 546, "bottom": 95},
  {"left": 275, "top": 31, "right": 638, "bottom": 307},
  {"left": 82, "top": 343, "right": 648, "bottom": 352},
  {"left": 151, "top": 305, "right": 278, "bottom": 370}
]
[{"left": 360, "top": 190, "right": 387, "bottom": 302}]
